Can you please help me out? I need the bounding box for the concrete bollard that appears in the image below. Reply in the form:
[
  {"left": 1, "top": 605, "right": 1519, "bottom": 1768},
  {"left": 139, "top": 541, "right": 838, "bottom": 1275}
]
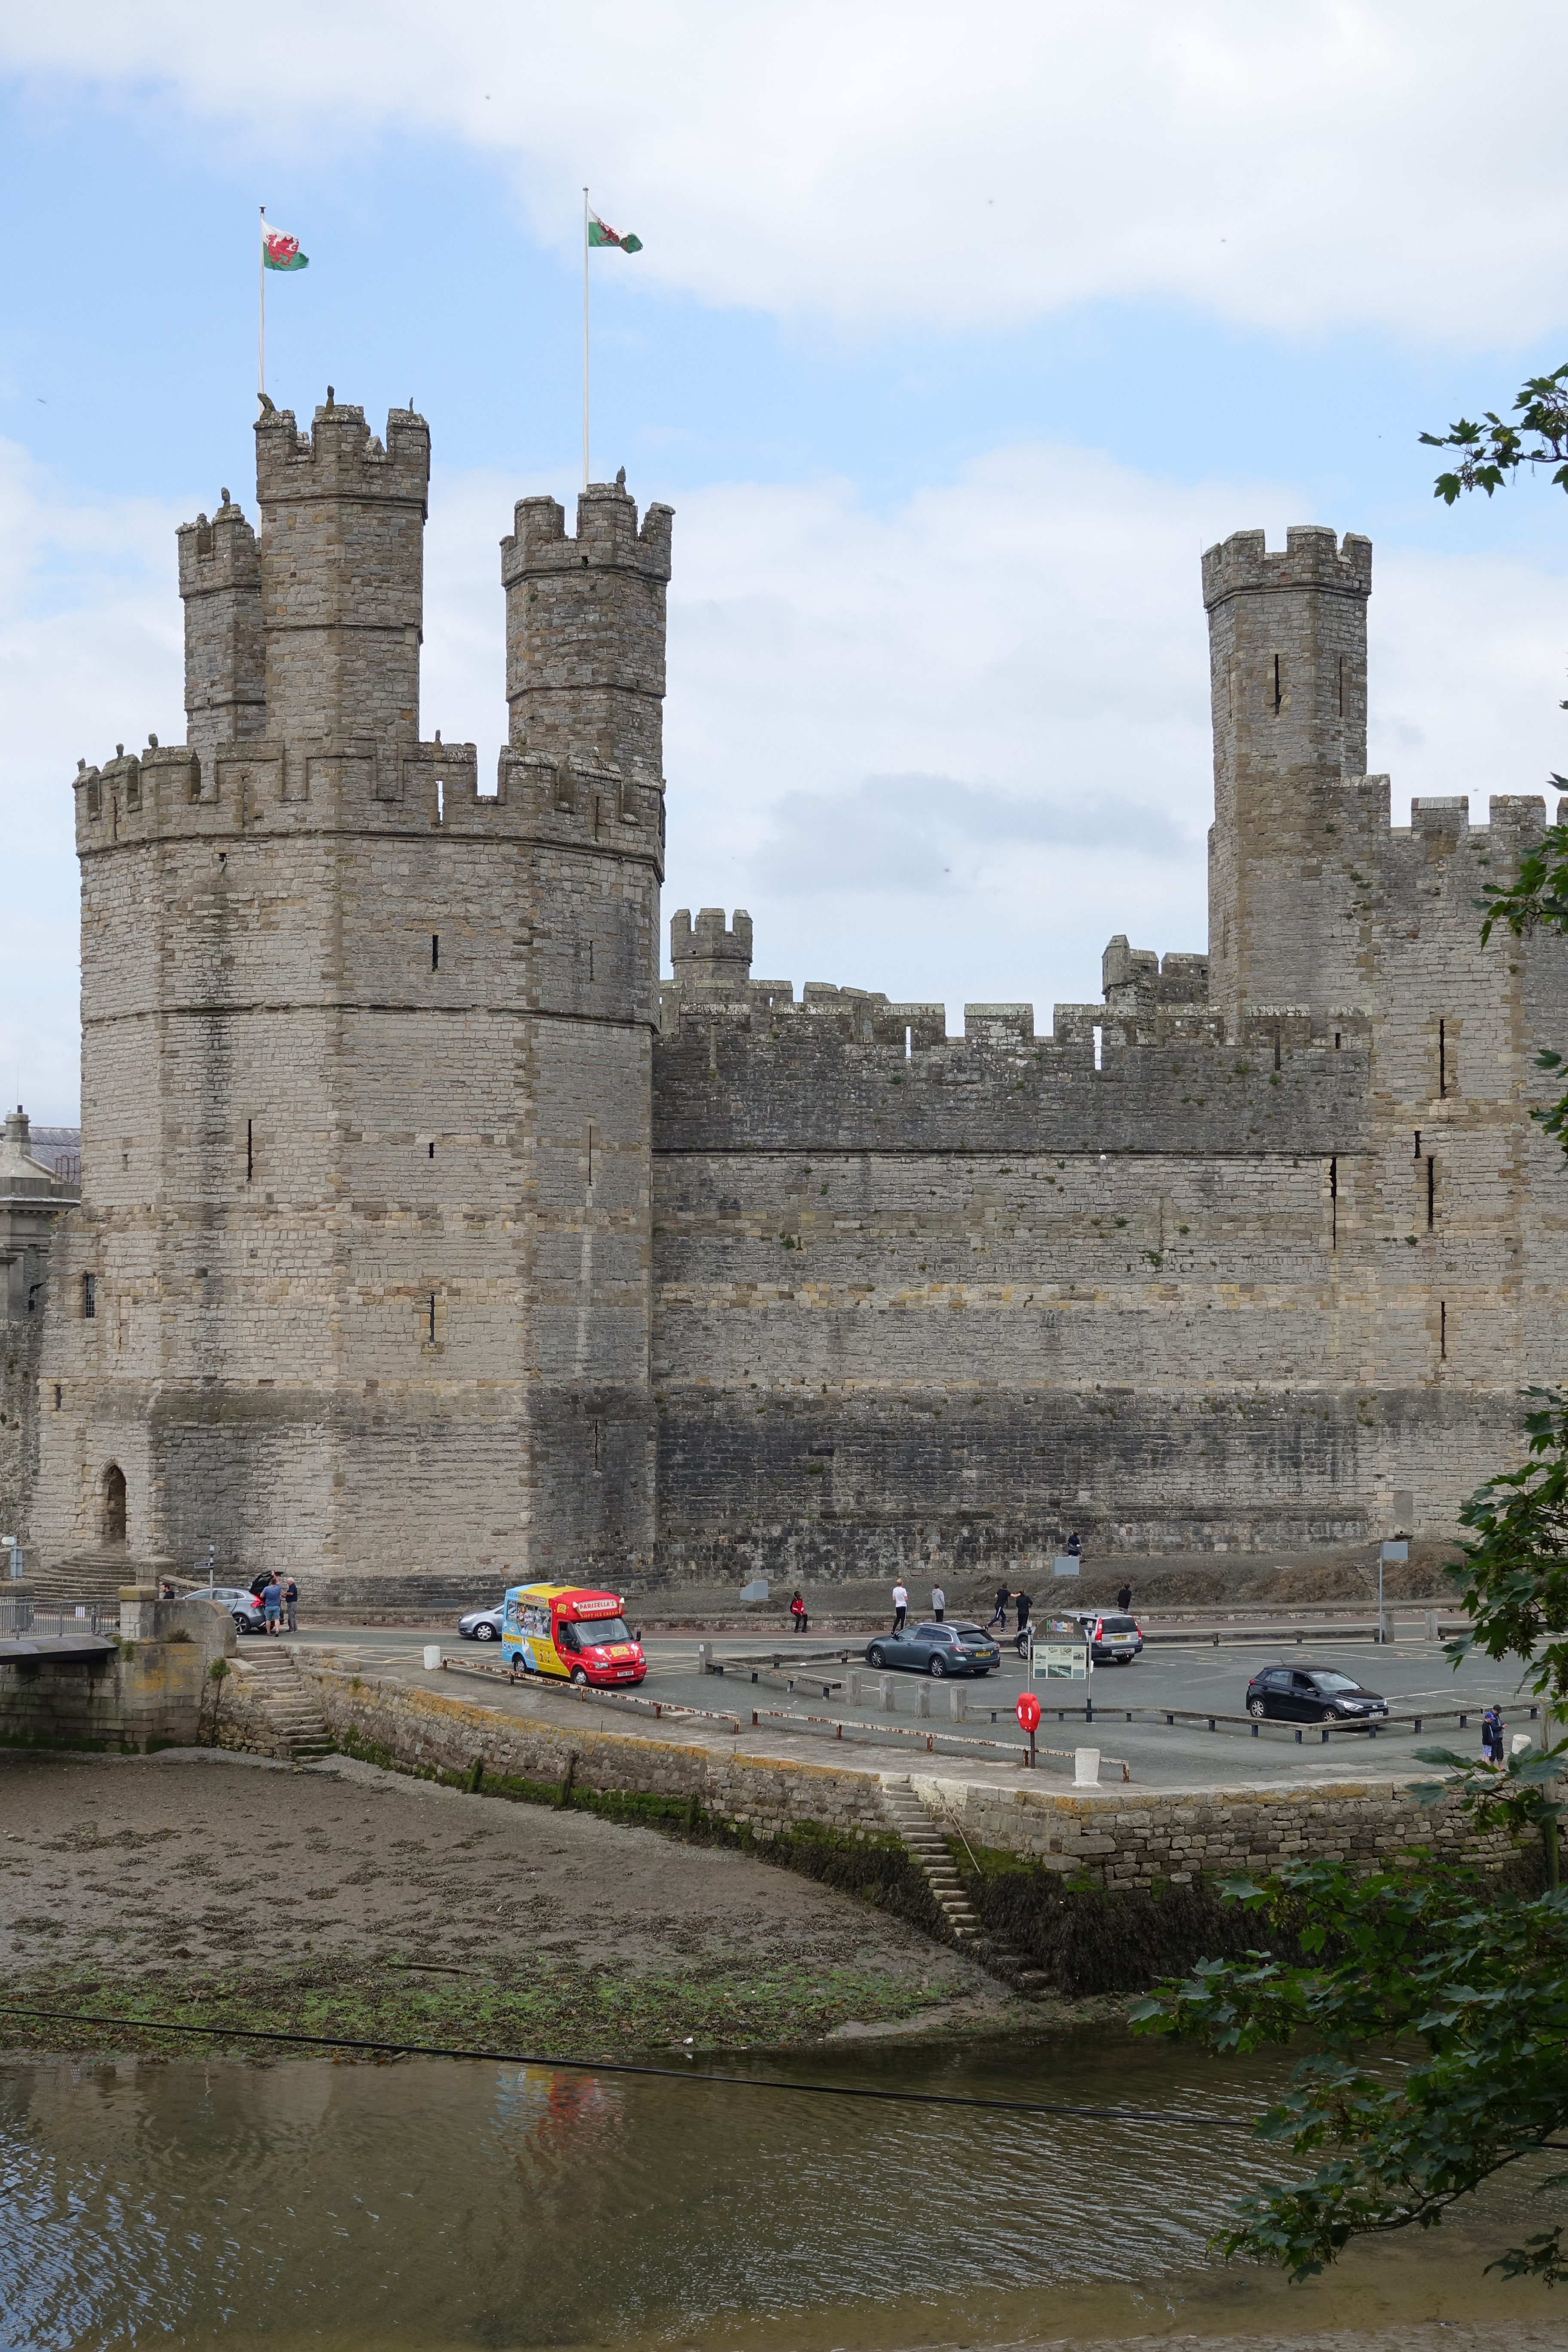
[
  {"left": 915, "top": 1682, "right": 933, "bottom": 1717},
  {"left": 1074, "top": 1747, "right": 1100, "bottom": 1788},
  {"left": 878, "top": 1675, "right": 894, "bottom": 1712},
  {"left": 696, "top": 1642, "right": 713, "bottom": 1674},
  {"left": 1426, "top": 1611, "right": 1440, "bottom": 1641},
  {"left": 846, "top": 1670, "right": 861, "bottom": 1703},
  {"left": 422, "top": 1644, "right": 441, "bottom": 1671},
  {"left": 946, "top": 1685, "right": 965, "bottom": 1720}
]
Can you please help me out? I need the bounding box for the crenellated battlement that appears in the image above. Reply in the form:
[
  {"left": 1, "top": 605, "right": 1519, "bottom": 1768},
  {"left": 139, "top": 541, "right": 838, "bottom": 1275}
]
[
  {"left": 253, "top": 398, "right": 431, "bottom": 511},
  {"left": 1202, "top": 524, "right": 1372, "bottom": 609},
  {"left": 502, "top": 480, "right": 674, "bottom": 583},
  {"left": 177, "top": 490, "right": 264, "bottom": 761}
]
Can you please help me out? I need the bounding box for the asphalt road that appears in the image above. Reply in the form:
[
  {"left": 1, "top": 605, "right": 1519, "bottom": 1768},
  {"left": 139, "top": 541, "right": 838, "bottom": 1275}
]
[{"left": 283, "top": 1618, "right": 1545, "bottom": 1792}]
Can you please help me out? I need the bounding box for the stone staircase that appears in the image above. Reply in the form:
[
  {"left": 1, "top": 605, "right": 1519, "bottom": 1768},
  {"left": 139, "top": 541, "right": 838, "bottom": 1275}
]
[
  {"left": 25, "top": 1549, "right": 146, "bottom": 1609},
  {"left": 881, "top": 1775, "right": 1051, "bottom": 2000},
  {"left": 232, "top": 1645, "right": 334, "bottom": 1762}
]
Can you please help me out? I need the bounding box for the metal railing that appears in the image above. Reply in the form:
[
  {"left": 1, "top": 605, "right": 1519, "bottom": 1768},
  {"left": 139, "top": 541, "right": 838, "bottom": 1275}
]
[{"left": 0, "top": 1599, "right": 119, "bottom": 1639}]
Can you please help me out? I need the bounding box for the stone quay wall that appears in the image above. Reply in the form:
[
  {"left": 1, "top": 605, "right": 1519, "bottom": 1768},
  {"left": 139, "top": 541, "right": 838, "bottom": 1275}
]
[{"left": 302, "top": 1663, "right": 1510, "bottom": 1888}]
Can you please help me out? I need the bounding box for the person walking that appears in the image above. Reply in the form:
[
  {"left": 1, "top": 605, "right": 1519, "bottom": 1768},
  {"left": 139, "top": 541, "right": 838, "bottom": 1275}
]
[
  {"left": 1013, "top": 1587, "right": 1033, "bottom": 1642},
  {"left": 891, "top": 1580, "right": 909, "bottom": 1635},
  {"left": 931, "top": 1583, "right": 946, "bottom": 1624},
  {"left": 790, "top": 1588, "right": 808, "bottom": 1634},
  {"left": 1482, "top": 1704, "right": 1505, "bottom": 1765},
  {"left": 285, "top": 1576, "right": 299, "bottom": 1635},
  {"left": 1116, "top": 1580, "right": 1132, "bottom": 1614},
  {"left": 261, "top": 1576, "right": 283, "bottom": 1637},
  {"left": 987, "top": 1581, "right": 1010, "bottom": 1633}
]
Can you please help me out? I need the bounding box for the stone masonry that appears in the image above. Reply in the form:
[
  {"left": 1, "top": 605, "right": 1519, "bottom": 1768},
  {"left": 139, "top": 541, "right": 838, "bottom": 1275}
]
[
  {"left": 15, "top": 422, "right": 1568, "bottom": 1605},
  {"left": 31, "top": 398, "right": 668, "bottom": 1606}
]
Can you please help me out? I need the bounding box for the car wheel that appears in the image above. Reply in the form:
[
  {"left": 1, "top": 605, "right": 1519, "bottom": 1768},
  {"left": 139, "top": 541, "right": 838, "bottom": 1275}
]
[
  {"left": 1115, "top": 1655, "right": 1133, "bottom": 1666},
  {"left": 475, "top": 1622, "right": 497, "bottom": 1642},
  {"left": 1318, "top": 1708, "right": 1335, "bottom": 1724},
  {"left": 231, "top": 1614, "right": 250, "bottom": 1635},
  {"left": 1247, "top": 1696, "right": 1266, "bottom": 1718},
  {"left": 928, "top": 1655, "right": 946, "bottom": 1678},
  {"left": 975, "top": 1668, "right": 991, "bottom": 1678},
  {"left": 570, "top": 1666, "right": 588, "bottom": 1685},
  {"left": 867, "top": 1645, "right": 886, "bottom": 1669}
]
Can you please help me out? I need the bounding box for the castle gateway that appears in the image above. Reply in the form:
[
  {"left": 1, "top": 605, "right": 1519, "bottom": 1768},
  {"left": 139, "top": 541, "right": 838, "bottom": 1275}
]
[{"left": 22, "top": 401, "right": 1568, "bottom": 1606}]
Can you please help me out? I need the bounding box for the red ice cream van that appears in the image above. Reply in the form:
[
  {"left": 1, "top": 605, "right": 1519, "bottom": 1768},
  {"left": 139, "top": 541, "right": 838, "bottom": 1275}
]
[{"left": 501, "top": 1583, "right": 646, "bottom": 1687}]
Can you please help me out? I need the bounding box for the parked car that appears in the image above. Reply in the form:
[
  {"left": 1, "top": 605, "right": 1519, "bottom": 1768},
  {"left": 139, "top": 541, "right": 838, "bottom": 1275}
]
[
  {"left": 187, "top": 1584, "right": 266, "bottom": 1636},
  {"left": 864, "top": 1623, "right": 1000, "bottom": 1677},
  {"left": 1067, "top": 1610, "right": 1144, "bottom": 1665},
  {"left": 1246, "top": 1665, "right": 1389, "bottom": 1724},
  {"left": 457, "top": 1605, "right": 504, "bottom": 1643}
]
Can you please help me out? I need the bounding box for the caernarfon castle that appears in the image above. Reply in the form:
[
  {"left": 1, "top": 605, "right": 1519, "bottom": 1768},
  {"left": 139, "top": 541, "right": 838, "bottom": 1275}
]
[{"left": 3, "top": 394, "right": 1564, "bottom": 1608}]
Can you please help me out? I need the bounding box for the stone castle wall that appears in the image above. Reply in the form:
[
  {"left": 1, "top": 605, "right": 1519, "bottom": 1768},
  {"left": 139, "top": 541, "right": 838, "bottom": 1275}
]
[{"left": 20, "top": 441, "right": 1568, "bottom": 1601}]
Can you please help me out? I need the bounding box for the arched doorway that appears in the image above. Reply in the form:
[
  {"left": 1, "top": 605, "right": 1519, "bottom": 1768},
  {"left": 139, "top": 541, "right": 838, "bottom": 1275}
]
[{"left": 104, "top": 1464, "right": 127, "bottom": 1545}]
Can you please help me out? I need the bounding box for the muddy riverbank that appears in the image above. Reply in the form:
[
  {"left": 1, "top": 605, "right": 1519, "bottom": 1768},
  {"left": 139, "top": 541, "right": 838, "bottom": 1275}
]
[{"left": 0, "top": 1748, "right": 1040, "bottom": 2058}]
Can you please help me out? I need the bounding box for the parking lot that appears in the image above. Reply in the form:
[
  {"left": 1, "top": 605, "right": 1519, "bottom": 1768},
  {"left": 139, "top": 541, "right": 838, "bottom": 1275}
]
[{"left": 283, "top": 1613, "right": 1546, "bottom": 1792}]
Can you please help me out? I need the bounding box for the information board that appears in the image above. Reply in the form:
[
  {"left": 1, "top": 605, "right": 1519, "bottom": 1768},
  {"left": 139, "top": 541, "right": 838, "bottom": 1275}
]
[{"left": 1032, "top": 1640, "right": 1090, "bottom": 1682}]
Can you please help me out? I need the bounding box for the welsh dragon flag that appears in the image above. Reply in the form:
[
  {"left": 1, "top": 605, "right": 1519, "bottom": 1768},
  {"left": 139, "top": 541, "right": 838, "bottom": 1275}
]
[
  {"left": 588, "top": 210, "right": 642, "bottom": 253},
  {"left": 261, "top": 217, "right": 309, "bottom": 272}
]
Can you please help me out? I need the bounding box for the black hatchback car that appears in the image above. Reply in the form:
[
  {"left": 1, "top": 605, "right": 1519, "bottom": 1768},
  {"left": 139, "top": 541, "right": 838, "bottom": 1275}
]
[{"left": 1246, "top": 1665, "right": 1389, "bottom": 1724}]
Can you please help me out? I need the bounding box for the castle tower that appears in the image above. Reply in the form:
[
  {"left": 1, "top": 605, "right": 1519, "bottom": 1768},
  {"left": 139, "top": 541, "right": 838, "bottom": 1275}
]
[
  {"left": 176, "top": 492, "right": 265, "bottom": 763},
  {"left": 499, "top": 482, "right": 674, "bottom": 1580},
  {"left": 35, "top": 407, "right": 669, "bottom": 1602},
  {"left": 670, "top": 907, "right": 753, "bottom": 1004},
  {"left": 1202, "top": 526, "right": 1378, "bottom": 1034}
]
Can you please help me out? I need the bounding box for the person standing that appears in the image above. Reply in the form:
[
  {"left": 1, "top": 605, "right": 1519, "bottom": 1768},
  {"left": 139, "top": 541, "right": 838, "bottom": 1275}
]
[
  {"left": 285, "top": 1576, "right": 299, "bottom": 1635},
  {"left": 931, "top": 1583, "right": 946, "bottom": 1624},
  {"left": 891, "top": 1580, "right": 909, "bottom": 1635},
  {"left": 1482, "top": 1704, "right": 1505, "bottom": 1765},
  {"left": 261, "top": 1576, "right": 283, "bottom": 1637},
  {"left": 987, "top": 1581, "right": 1010, "bottom": 1632},
  {"left": 1116, "top": 1580, "right": 1132, "bottom": 1614}
]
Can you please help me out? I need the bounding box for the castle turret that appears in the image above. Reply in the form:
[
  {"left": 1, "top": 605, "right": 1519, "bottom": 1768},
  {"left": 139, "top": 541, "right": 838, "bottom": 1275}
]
[
  {"left": 1203, "top": 526, "right": 1377, "bottom": 1031},
  {"left": 255, "top": 395, "right": 430, "bottom": 768},
  {"left": 671, "top": 907, "right": 753, "bottom": 1004},
  {"left": 502, "top": 479, "right": 673, "bottom": 777},
  {"left": 177, "top": 491, "right": 265, "bottom": 763}
]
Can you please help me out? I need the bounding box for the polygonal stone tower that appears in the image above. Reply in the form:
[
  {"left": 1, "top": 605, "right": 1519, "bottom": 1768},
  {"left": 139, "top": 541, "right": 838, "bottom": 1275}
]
[
  {"left": 35, "top": 403, "right": 669, "bottom": 1605},
  {"left": 1203, "top": 525, "right": 1377, "bottom": 1035}
]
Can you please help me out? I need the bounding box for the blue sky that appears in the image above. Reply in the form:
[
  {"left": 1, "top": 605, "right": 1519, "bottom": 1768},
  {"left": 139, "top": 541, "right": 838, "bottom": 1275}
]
[{"left": 4, "top": 1, "right": 1568, "bottom": 1118}]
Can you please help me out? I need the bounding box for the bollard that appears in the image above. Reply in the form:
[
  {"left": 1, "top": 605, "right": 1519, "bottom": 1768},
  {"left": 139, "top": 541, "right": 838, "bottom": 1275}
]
[
  {"left": 915, "top": 1682, "right": 933, "bottom": 1718},
  {"left": 846, "top": 1670, "right": 861, "bottom": 1703},
  {"left": 878, "top": 1675, "right": 894, "bottom": 1712},
  {"left": 1427, "top": 1611, "right": 1440, "bottom": 1640},
  {"left": 696, "top": 1642, "right": 713, "bottom": 1673},
  {"left": 422, "top": 1644, "right": 441, "bottom": 1670},
  {"left": 946, "top": 1684, "right": 965, "bottom": 1720},
  {"left": 1074, "top": 1747, "right": 1100, "bottom": 1788}
]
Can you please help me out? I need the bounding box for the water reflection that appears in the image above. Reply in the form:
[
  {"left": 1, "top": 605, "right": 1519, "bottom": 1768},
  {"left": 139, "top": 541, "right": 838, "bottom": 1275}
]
[{"left": 0, "top": 2036, "right": 1551, "bottom": 2350}]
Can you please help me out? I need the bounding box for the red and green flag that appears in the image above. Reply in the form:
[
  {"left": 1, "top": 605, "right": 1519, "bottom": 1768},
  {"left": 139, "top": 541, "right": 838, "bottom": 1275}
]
[
  {"left": 588, "top": 210, "right": 642, "bottom": 253},
  {"left": 261, "top": 217, "right": 309, "bottom": 273}
]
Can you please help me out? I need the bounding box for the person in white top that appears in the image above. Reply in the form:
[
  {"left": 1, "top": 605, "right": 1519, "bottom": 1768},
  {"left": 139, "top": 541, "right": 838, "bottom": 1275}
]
[
  {"left": 891, "top": 1580, "right": 909, "bottom": 1634},
  {"left": 931, "top": 1584, "right": 946, "bottom": 1623}
]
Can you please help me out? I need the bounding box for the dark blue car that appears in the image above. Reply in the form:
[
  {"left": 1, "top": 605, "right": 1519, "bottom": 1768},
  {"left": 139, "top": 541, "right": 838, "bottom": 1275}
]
[{"left": 864, "top": 1622, "right": 999, "bottom": 1678}]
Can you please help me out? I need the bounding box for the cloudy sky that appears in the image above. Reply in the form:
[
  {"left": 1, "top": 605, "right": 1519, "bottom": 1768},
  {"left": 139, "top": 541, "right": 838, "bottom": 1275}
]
[{"left": 3, "top": 2, "right": 1568, "bottom": 1118}]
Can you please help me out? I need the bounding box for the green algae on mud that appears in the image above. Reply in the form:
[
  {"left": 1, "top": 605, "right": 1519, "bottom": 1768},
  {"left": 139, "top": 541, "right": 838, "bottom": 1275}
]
[{"left": 0, "top": 1951, "right": 980, "bottom": 2064}]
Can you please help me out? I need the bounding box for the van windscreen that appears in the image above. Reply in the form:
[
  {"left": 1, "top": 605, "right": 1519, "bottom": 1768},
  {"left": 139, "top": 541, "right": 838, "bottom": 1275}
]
[{"left": 572, "top": 1617, "right": 630, "bottom": 1645}]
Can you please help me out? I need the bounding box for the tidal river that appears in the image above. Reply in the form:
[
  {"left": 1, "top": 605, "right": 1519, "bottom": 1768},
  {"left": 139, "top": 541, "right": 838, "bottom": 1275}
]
[{"left": 0, "top": 2030, "right": 1559, "bottom": 2350}]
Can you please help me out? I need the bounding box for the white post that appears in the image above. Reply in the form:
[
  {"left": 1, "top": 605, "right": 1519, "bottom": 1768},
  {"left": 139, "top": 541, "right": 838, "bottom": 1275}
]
[
  {"left": 258, "top": 204, "right": 266, "bottom": 398},
  {"left": 582, "top": 186, "right": 590, "bottom": 491}
]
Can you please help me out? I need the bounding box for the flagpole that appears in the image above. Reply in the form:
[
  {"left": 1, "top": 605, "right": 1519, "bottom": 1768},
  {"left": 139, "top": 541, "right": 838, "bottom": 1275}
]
[
  {"left": 582, "top": 186, "right": 590, "bottom": 490},
  {"left": 258, "top": 204, "right": 266, "bottom": 399}
]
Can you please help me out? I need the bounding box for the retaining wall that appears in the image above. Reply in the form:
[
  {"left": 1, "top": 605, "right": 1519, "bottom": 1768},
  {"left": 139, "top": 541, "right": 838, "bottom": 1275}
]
[{"left": 303, "top": 1663, "right": 1510, "bottom": 1887}]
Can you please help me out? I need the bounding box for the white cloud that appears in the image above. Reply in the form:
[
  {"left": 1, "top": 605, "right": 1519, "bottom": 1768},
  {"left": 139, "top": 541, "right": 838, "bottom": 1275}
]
[{"left": 6, "top": 1, "right": 1568, "bottom": 340}]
